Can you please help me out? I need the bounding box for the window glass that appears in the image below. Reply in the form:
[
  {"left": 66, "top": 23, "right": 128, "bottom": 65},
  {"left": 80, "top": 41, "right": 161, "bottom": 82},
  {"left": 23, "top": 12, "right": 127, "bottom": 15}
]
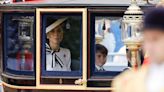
[
  {"left": 94, "top": 17, "right": 128, "bottom": 72},
  {"left": 3, "top": 13, "right": 35, "bottom": 74}
]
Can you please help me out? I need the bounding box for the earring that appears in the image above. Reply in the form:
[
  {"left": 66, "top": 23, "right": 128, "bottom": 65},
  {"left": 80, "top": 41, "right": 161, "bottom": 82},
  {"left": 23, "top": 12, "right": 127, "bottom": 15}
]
[{"left": 66, "top": 20, "right": 70, "bottom": 30}]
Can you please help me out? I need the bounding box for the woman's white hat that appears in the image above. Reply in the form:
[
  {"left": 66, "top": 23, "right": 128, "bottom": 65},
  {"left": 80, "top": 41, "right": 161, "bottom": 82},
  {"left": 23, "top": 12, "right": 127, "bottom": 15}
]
[{"left": 46, "top": 17, "right": 67, "bottom": 33}]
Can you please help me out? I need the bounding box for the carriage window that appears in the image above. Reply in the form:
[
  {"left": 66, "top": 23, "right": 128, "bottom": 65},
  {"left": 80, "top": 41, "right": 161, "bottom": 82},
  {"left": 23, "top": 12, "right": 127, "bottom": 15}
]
[
  {"left": 44, "top": 16, "right": 81, "bottom": 72},
  {"left": 3, "top": 13, "right": 35, "bottom": 75},
  {"left": 95, "top": 17, "right": 128, "bottom": 72},
  {"left": 36, "top": 8, "right": 87, "bottom": 85},
  {"left": 89, "top": 12, "right": 133, "bottom": 80},
  {"left": 40, "top": 12, "right": 83, "bottom": 78}
]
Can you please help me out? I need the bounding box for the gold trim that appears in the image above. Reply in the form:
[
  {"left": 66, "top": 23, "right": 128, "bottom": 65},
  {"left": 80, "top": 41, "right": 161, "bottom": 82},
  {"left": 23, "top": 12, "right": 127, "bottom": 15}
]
[
  {"left": 2, "top": 82, "right": 36, "bottom": 90},
  {"left": 36, "top": 8, "right": 88, "bottom": 89},
  {"left": 36, "top": 9, "right": 41, "bottom": 87},
  {"left": 1, "top": 73, "right": 35, "bottom": 80},
  {"left": 36, "top": 8, "right": 87, "bottom": 13},
  {"left": 2, "top": 81, "right": 114, "bottom": 90},
  {"left": 82, "top": 8, "right": 88, "bottom": 87}
]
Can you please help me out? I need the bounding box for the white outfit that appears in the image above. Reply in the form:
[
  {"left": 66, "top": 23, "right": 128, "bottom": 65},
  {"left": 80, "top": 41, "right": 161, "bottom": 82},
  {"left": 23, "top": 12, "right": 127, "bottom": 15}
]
[
  {"left": 46, "top": 43, "right": 71, "bottom": 71},
  {"left": 146, "top": 63, "right": 164, "bottom": 92}
]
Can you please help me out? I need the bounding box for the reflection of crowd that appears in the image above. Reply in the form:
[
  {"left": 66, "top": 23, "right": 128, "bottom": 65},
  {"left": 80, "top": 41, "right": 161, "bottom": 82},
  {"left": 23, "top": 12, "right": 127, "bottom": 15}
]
[{"left": 6, "top": 16, "right": 34, "bottom": 71}]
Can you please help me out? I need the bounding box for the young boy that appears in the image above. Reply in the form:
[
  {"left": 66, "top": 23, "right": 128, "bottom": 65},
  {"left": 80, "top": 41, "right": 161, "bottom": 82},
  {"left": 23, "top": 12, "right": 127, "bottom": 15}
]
[{"left": 95, "top": 44, "right": 108, "bottom": 71}]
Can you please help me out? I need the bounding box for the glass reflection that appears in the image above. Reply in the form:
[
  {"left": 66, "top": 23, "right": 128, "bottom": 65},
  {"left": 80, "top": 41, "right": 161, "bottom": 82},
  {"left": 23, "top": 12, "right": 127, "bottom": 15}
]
[
  {"left": 95, "top": 17, "right": 128, "bottom": 72},
  {"left": 5, "top": 15, "right": 34, "bottom": 71}
]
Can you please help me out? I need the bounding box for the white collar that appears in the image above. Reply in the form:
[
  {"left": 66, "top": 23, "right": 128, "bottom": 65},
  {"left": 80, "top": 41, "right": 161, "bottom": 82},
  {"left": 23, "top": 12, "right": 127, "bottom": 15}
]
[
  {"left": 46, "top": 43, "right": 60, "bottom": 53},
  {"left": 95, "top": 65, "right": 104, "bottom": 71}
]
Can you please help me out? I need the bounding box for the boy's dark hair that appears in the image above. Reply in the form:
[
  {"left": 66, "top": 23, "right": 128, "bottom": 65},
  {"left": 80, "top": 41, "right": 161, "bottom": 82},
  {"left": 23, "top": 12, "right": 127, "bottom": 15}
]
[{"left": 96, "top": 44, "right": 108, "bottom": 56}]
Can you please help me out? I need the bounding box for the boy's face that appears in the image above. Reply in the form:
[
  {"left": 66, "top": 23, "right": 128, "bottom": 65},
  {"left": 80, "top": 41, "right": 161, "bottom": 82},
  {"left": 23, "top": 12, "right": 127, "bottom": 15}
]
[
  {"left": 143, "top": 29, "right": 164, "bottom": 64},
  {"left": 47, "top": 25, "right": 63, "bottom": 45},
  {"left": 95, "top": 52, "right": 107, "bottom": 67}
]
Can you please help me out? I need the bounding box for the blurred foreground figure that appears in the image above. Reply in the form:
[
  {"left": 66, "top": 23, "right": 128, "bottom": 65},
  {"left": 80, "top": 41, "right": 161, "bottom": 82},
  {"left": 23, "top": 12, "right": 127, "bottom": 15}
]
[{"left": 112, "top": 7, "right": 164, "bottom": 92}]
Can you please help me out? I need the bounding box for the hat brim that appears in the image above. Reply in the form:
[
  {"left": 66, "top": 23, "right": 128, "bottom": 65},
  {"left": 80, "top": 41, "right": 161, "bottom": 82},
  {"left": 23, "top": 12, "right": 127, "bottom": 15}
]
[{"left": 46, "top": 17, "right": 67, "bottom": 34}]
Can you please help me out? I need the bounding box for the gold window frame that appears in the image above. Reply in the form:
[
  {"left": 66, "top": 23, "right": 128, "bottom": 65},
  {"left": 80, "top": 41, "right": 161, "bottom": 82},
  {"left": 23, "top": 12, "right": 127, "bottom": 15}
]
[{"left": 36, "top": 8, "right": 87, "bottom": 90}]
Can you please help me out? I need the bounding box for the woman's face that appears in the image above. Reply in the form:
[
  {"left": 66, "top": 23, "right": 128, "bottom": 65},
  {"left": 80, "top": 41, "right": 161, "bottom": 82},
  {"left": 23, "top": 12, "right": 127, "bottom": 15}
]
[{"left": 47, "top": 26, "right": 63, "bottom": 45}]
